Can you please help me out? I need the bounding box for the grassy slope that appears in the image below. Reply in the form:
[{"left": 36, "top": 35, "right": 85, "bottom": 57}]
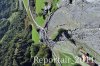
[
  {"left": 22, "top": 0, "right": 85, "bottom": 66},
  {"left": 76, "top": 40, "right": 100, "bottom": 62},
  {"left": 32, "top": 27, "right": 40, "bottom": 43},
  {"left": 60, "top": 53, "right": 75, "bottom": 66},
  {"left": 36, "top": 0, "right": 45, "bottom": 14},
  {"left": 52, "top": 0, "right": 59, "bottom": 12},
  {"left": 23, "top": 0, "right": 60, "bottom": 43},
  {"left": 23, "top": 0, "right": 39, "bottom": 43},
  {"left": 36, "top": 0, "right": 45, "bottom": 26},
  {"left": 35, "top": 0, "right": 59, "bottom": 27},
  {"left": 53, "top": 39, "right": 90, "bottom": 66}
]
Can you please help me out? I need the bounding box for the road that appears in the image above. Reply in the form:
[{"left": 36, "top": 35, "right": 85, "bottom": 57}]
[
  {"left": 22, "top": 0, "right": 100, "bottom": 65},
  {"left": 28, "top": 0, "right": 62, "bottom": 66}
]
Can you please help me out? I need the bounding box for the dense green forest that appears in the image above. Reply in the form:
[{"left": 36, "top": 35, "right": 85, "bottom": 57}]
[
  {"left": 1, "top": 0, "right": 99, "bottom": 66},
  {"left": 0, "top": 0, "right": 54, "bottom": 66}
]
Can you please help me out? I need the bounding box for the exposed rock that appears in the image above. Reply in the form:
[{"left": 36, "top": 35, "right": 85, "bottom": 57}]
[{"left": 47, "top": 0, "right": 100, "bottom": 65}]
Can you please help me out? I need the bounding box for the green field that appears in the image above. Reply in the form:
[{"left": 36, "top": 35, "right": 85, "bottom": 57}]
[
  {"left": 32, "top": 27, "right": 40, "bottom": 43},
  {"left": 23, "top": 0, "right": 60, "bottom": 43},
  {"left": 36, "top": 0, "right": 45, "bottom": 26},
  {"left": 35, "top": 0, "right": 60, "bottom": 27},
  {"left": 36, "top": 0, "right": 45, "bottom": 14},
  {"left": 23, "top": 0, "right": 46, "bottom": 43}
]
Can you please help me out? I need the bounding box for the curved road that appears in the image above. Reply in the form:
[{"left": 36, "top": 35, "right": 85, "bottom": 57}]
[{"left": 22, "top": 0, "right": 100, "bottom": 65}]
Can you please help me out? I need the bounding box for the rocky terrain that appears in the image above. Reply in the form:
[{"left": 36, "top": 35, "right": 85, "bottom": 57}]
[
  {"left": 0, "top": 0, "right": 100, "bottom": 66},
  {"left": 47, "top": 0, "right": 100, "bottom": 65},
  {"left": 47, "top": 0, "right": 100, "bottom": 55}
]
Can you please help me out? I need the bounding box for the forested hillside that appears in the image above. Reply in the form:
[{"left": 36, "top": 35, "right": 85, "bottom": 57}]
[
  {"left": 0, "top": 0, "right": 53, "bottom": 66},
  {"left": 0, "top": 0, "right": 100, "bottom": 66}
]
